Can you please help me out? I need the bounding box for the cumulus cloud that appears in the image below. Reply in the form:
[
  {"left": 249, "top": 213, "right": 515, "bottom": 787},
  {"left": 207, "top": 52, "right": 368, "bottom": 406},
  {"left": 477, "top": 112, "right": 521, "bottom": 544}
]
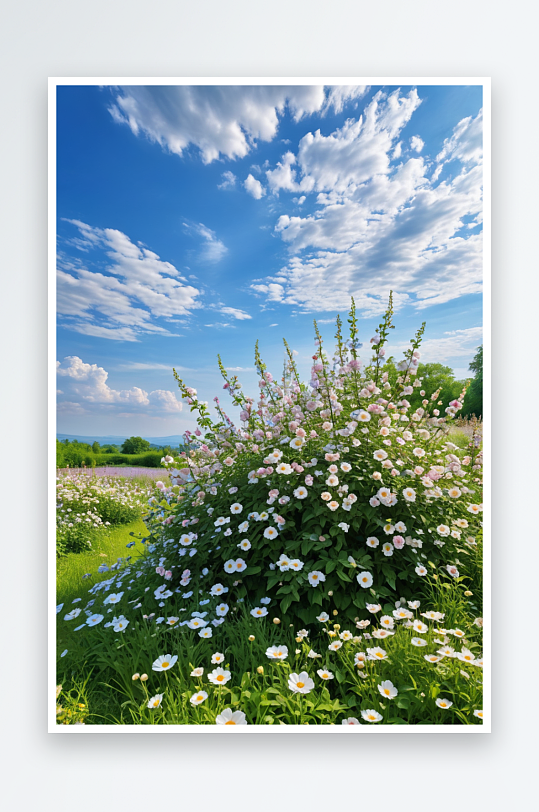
[
  {"left": 244, "top": 174, "right": 266, "bottom": 199},
  {"left": 388, "top": 326, "right": 483, "bottom": 366},
  {"left": 58, "top": 221, "right": 202, "bottom": 340},
  {"left": 217, "top": 170, "right": 237, "bottom": 189},
  {"left": 250, "top": 90, "right": 483, "bottom": 316},
  {"left": 56, "top": 356, "right": 183, "bottom": 414},
  {"left": 219, "top": 306, "right": 252, "bottom": 320}
]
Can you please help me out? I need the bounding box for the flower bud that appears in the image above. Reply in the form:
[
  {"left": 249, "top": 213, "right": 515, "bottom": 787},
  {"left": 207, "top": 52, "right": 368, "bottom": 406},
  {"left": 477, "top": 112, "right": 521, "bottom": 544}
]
[
  {"left": 332, "top": 610, "right": 338, "bottom": 616},
  {"left": 132, "top": 673, "right": 140, "bottom": 681},
  {"left": 333, "top": 624, "right": 340, "bottom": 630},
  {"left": 248, "top": 635, "right": 255, "bottom": 641},
  {"left": 328, "top": 590, "right": 334, "bottom": 597},
  {"left": 256, "top": 666, "right": 264, "bottom": 675},
  {"left": 464, "top": 590, "right": 473, "bottom": 597},
  {"left": 273, "top": 618, "right": 281, "bottom": 625},
  {"left": 140, "top": 674, "right": 148, "bottom": 682}
]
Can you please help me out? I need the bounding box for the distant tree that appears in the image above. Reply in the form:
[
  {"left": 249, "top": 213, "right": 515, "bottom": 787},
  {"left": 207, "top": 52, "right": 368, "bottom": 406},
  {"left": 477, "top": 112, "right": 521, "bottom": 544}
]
[
  {"left": 103, "top": 445, "right": 119, "bottom": 454},
  {"left": 461, "top": 345, "right": 483, "bottom": 418},
  {"left": 121, "top": 436, "right": 151, "bottom": 454},
  {"left": 92, "top": 441, "right": 100, "bottom": 454},
  {"left": 407, "top": 363, "right": 464, "bottom": 411}
]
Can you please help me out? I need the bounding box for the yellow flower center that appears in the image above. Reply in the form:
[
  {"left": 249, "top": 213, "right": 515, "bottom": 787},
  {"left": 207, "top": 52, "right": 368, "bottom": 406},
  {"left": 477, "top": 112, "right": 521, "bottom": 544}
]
[
  {"left": 225, "top": 720, "right": 236, "bottom": 725},
  {"left": 384, "top": 689, "right": 390, "bottom": 695},
  {"left": 376, "top": 653, "right": 383, "bottom": 658},
  {"left": 161, "top": 662, "right": 169, "bottom": 668},
  {"left": 216, "top": 675, "right": 224, "bottom": 682},
  {"left": 296, "top": 681, "right": 305, "bottom": 688},
  {"left": 153, "top": 700, "right": 159, "bottom": 707}
]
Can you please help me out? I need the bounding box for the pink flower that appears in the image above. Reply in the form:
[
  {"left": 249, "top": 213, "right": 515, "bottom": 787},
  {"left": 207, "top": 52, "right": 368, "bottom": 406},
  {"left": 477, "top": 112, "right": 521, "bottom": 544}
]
[
  {"left": 305, "top": 475, "right": 314, "bottom": 486},
  {"left": 164, "top": 571, "right": 173, "bottom": 580},
  {"left": 156, "top": 567, "right": 165, "bottom": 576},
  {"left": 393, "top": 535, "right": 405, "bottom": 549}
]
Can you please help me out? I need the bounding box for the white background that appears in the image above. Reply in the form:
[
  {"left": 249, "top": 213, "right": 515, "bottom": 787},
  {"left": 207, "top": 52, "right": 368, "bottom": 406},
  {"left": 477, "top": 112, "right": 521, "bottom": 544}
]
[{"left": 1, "top": 1, "right": 536, "bottom": 809}]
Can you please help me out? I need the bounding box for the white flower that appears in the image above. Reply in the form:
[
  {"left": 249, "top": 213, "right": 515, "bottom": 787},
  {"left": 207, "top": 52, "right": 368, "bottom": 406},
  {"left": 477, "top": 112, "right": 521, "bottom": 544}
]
[
  {"left": 308, "top": 571, "right": 325, "bottom": 586},
  {"left": 250, "top": 607, "right": 268, "bottom": 618},
  {"left": 238, "top": 539, "right": 251, "bottom": 551},
  {"left": 366, "top": 647, "right": 388, "bottom": 661},
  {"left": 230, "top": 502, "right": 243, "bottom": 514},
  {"left": 208, "top": 667, "right": 231, "bottom": 685},
  {"left": 361, "top": 709, "right": 382, "bottom": 723},
  {"left": 211, "top": 653, "right": 225, "bottom": 664},
  {"left": 190, "top": 690, "right": 208, "bottom": 705},
  {"left": 86, "top": 614, "right": 104, "bottom": 627},
  {"left": 64, "top": 608, "right": 82, "bottom": 621},
  {"left": 366, "top": 536, "right": 379, "bottom": 548},
  {"left": 235, "top": 558, "right": 247, "bottom": 572},
  {"left": 187, "top": 617, "right": 208, "bottom": 629},
  {"left": 402, "top": 487, "right": 416, "bottom": 502},
  {"left": 288, "top": 671, "right": 314, "bottom": 693},
  {"left": 293, "top": 486, "right": 308, "bottom": 499},
  {"left": 357, "top": 572, "right": 373, "bottom": 588},
  {"left": 382, "top": 542, "right": 394, "bottom": 556},
  {"left": 413, "top": 619, "right": 429, "bottom": 634},
  {"left": 328, "top": 640, "right": 343, "bottom": 651},
  {"left": 265, "top": 645, "right": 288, "bottom": 660},
  {"left": 289, "top": 559, "right": 304, "bottom": 571},
  {"left": 277, "top": 554, "right": 290, "bottom": 571},
  {"left": 199, "top": 628, "right": 213, "bottom": 638},
  {"left": 180, "top": 534, "right": 193, "bottom": 546},
  {"left": 379, "top": 615, "right": 395, "bottom": 629},
  {"left": 224, "top": 559, "right": 236, "bottom": 573},
  {"left": 215, "top": 708, "right": 247, "bottom": 725},
  {"left": 393, "top": 608, "right": 413, "bottom": 620},
  {"left": 415, "top": 565, "right": 428, "bottom": 576},
  {"left": 354, "top": 652, "right": 366, "bottom": 665},
  {"left": 238, "top": 521, "right": 249, "bottom": 533},
  {"left": 436, "top": 524, "right": 450, "bottom": 537},
  {"left": 317, "top": 612, "right": 330, "bottom": 622},
  {"left": 474, "top": 709, "right": 484, "bottom": 719},
  {"left": 366, "top": 603, "right": 381, "bottom": 613},
  {"left": 338, "top": 522, "right": 350, "bottom": 532},
  {"left": 317, "top": 668, "right": 334, "bottom": 680},
  {"left": 411, "top": 637, "right": 427, "bottom": 647},
  {"left": 210, "top": 583, "right": 228, "bottom": 596},
  {"left": 341, "top": 462, "right": 352, "bottom": 472},
  {"left": 152, "top": 654, "right": 178, "bottom": 671},
  {"left": 377, "top": 680, "right": 398, "bottom": 699},
  {"left": 446, "top": 564, "right": 460, "bottom": 578},
  {"left": 456, "top": 648, "right": 476, "bottom": 663},
  {"left": 342, "top": 717, "right": 360, "bottom": 725},
  {"left": 289, "top": 437, "right": 305, "bottom": 450},
  {"left": 190, "top": 667, "right": 204, "bottom": 676},
  {"left": 424, "top": 654, "right": 443, "bottom": 663},
  {"left": 147, "top": 694, "right": 163, "bottom": 709},
  {"left": 260, "top": 597, "right": 271, "bottom": 605},
  {"left": 326, "top": 474, "right": 339, "bottom": 486},
  {"left": 435, "top": 697, "right": 453, "bottom": 709},
  {"left": 467, "top": 503, "right": 482, "bottom": 515},
  {"left": 56, "top": 604, "right": 64, "bottom": 614},
  {"left": 103, "top": 592, "right": 124, "bottom": 605},
  {"left": 263, "top": 526, "right": 279, "bottom": 540},
  {"left": 276, "top": 463, "right": 293, "bottom": 475}
]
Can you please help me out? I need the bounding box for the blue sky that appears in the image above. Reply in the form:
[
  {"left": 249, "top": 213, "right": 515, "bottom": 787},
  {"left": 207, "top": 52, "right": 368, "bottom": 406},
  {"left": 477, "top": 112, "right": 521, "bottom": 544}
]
[{"left": 56, "top": 83, "right": 483, "bottom": 437}]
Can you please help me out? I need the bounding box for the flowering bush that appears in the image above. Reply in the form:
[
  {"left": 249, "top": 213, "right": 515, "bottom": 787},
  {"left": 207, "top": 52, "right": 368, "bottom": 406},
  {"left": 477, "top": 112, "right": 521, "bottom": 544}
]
[
  {"left": 144, "top": 296, "right": 482, "bottom": 625},
  {"left": 56, "top": 473, "right": 152, "bottom": 555}
]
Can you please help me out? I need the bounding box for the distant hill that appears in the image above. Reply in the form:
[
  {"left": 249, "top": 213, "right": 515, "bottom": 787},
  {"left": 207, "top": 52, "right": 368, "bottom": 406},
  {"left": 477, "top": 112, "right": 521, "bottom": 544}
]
[{"left": 57, "top": 433, "right": 185, "bottom": 448}]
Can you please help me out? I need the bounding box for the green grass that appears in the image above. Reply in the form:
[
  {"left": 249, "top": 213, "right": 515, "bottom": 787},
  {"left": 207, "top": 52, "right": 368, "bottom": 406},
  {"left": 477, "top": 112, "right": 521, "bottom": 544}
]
[{"left": 56, "top": 517, "right": 148, "bottom": 606}]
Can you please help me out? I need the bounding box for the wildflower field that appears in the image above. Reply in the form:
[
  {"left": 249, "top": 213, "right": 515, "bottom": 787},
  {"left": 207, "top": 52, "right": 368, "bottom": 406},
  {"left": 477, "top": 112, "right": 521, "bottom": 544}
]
[{"left": 55, "top": 298, "right": 484, "bottom": 728}]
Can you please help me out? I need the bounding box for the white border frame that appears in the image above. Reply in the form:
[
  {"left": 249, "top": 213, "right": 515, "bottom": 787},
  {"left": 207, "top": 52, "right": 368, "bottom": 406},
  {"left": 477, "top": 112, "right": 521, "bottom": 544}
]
[{"left": 49, "top": 76, "right": 490, "bottom": 733}]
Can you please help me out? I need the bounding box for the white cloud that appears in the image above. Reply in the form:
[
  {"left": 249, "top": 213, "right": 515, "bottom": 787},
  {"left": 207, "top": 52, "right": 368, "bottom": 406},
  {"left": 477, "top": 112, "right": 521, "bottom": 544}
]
[
  {"left": 410, "top": 135, "right": 424, "bottom": 153},
  {"left": 250, "top": 90, "right": 483, "bottom": 316},
  {"left": 58, "top": 221, "right": 202, "bottom": 340},
  {"left": 56, "top": 356, "right": 184, "bottom": 413},
  {"left": 269, "top": 324, "right": 278, "bottom": 327},
  {"left": 108, "top": 85, "right": 334, "bottom": 164},
  {"left": 437, "top": 109, "right": 483, "bottom": 165},
  {"left": 388, "top": 326, "right": 482, "bottom": 366},
  {"left": 217, "top": 170, "right": 237, "bottom": 189},
  {"left": 182, "top": 221, "right": 228, "bottom": 262},
  {"left": 323, "top": 85, "right": 369, "bottom": 114},
  {"left": 244, "top": 174, "right": 266, "bottom": 199},
  {"left": 226, "top": 366, "right": 254, "bottom": 372},
  {"left": 219, "top": 306, "right": 252, "bottom": 320}
]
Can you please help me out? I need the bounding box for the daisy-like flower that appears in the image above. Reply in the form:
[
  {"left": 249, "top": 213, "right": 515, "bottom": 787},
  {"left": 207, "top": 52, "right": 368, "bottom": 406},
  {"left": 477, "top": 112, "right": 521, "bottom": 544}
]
[
  {"left": 238, "top": 521, "right": 249, "bottom": 533},
  {"left": 474, "top": 709, "right": 484, "bottom": 720},
  {"left": 293, "top": 486, "right": 308, "bottom": 499},
  {"left": 147, "top": 694, "right": 163, "bottom": 709},
  {"left": 113, "top": 617, "right": 130, "bottom": 632},
  {"left": 424, "top": 654, "right": 443, "bottom": 663},
  {"left": 457, "top": 648, "right": 476, "bottom": 663},
  {"left": 260, "top": 597, "right": 271, "bottom": 605},
  {"left": 230, "top": 503, "right": 243, "bottom": 514},
  {"left": 199, "top": 628, "right": 213, "bottom": 638},
  {"left": 152, "top": 654, "right": 178, "bottom": 672},
  {"left": 342, "top": 717, "right": 360, "bottom": 725},
  {"left": 357, "top": 572, "right": 373, "bottom": 588},
  {"left": 265, "top": 645, "right": 288, "bottom": 660},
  {"left": 289, "top": 559, "right": 304, "bottom": 571},
  {"left": 341, "top": 462, "right": 352, "bottom": 472},
  {"left": 328, "top": 640, "right": 343, "bottom": 651},
  {"left": 180, "top": 534, "right": 193, "bottom": 546},
  {"left": 317, "top": 668, "right": 334, "bottom": 680},
  {"left": 235, "top": 558, "right": 247, "bottom": 572},
  {"left": 393, "top": 608, "right": 413, "bottom": 620},
  {"left": 354, "top": 652, "right": 367, "bottom": 665},
  {"left": 436, "top": 524, "right": 450, "bottom": 537},
  {"left": 450, "top": 628, "right": 466, "bottom": 638},
  {"left": 308, "top": 571, "right": 326, "bottom": 587},
  {"left": 447, "top": 487, "right": 461, "bottom": 499},
  {"left": 415, "top": 565, "right": 428, "bottom": 576},
  {"left": 238, "top": 539, "right": 251, "bottom": 551},
  {"left": 377, "top": 486, "right": 391, "bottom": 501},
  {"left": 215, "top": 708, "right": 247, "bottom": 725},
  {"left": 435, "top": 697, "right": 453, "bottom": 709},
  {"left": 190, "top": 667, "right": 204, "bottom": 677},
  {"left": 437, "top": 645, "right": 455, "bottom": 657},
  {"left": 373, "top": 449, "right": 388, "bottom": 461},
  {"left": 382, "top": 542, "right": 394, "bottom": 557},
  {"left": 103, "top": 592, "right": 124, "bottom": 605},
  {"left": 250, "top": 607, "right": 268, "bottom": 618},
  {"left": 328, "top": 500, "right": 340, "bottom": 511},
  {"left": 379, "top": 615, "right": 395, "bottom": 629},
  {"left": 402, "top": 487, "right": 416, "bottom": 502},
  {"left": 326, "top": 474, "right": 339, "bottom": 487},
  {"left": 187, "top": 618, "right": 208, "bottom": 629},
  {"left": 208, "top": 667, "right": 231, "bottom": 685},
  {"left": 263, "top": 527, "right": 278, "bottom": 540},
  {"left": 86, "top": 614, "right": 104, "bottom": 627},
  {"left": 367, "top": 647, "right": 388, "bottom": 661},
  {"left": 366, "top": 603, "right": 381, "bottom": 613},
  {"left": 64, "top": 608, "right": 82, "bottom": 621},
  {"left": 166, "top": 617, "right": 179, "bottom": 626},
  {"left": 308, "top": 649, "right": 321, "bottom": 659},
  {"left": 289, "top": 436, "right": 305, "bottom": 450},
  {"left": 276, "top": 463, "right": 293, "bottom": 475},
  {"left": 446, "top": 564, "right": 460, "bottom": 578},
  {"left": 467, "top": 503, "right": 482, "bottom": 515},
  {"left": 190, "top": 691, "right": 208, "bottom": 706},
  {"left": 224, "top": 559, "right": 236, "bottom": 573},
  {"left": 366, "top": 536, "right": 379, "bottom": 548},
  {"left": 277, "top": 554, "right": 290, "bottom": 571},
  {"left": 339, "top": 522, "right": 350, "bottom": 532},
  {"left": 339, "top": 630, "right": 353, "bottom": 641},
  {"left": 411, "top": 637, "right": 428, "bottom": 647},
  {"left": 378, "top": 680, "right": 398, "bottom": 699},
  {"left": 413, "top": 619, "right": 429, "bottom": 634},
  {"left": 288, "top": 672, "right": 314, "bottom": 694},
  {"left": 214, "top": 516, "right": 229, "bottom": 527},
  {"left": 372, "top": 629, "right": 394, "bottom": 640},
  {"left": 421, "top": 610, "right": 444, "bottom": 621},
  {"left": 317, "top": 612, "right": 330, "bottom": 622},
  {"left": 321, "top": 491, "right": 332, "bottom": 501},
  {"left": 361, "top": 709, "right": 383, "bottom": 723},
  {"left": 210, "top": 583, "right": 228, "bottom": 596}
]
